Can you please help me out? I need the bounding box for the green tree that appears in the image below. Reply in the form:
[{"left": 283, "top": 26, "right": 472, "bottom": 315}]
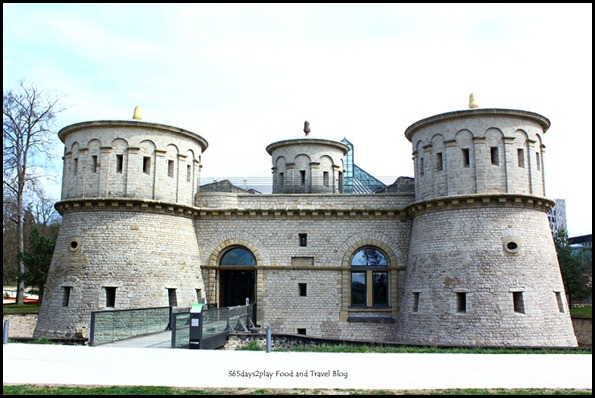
[
  {"left": 19, "top": 227, "right": 56, "bottom": 305},
  {"left": 554, "top": 228, "right": 591, "bottom": 308},
  {"left": 3, "top": 81, "right": 64, "bottom": 303}
]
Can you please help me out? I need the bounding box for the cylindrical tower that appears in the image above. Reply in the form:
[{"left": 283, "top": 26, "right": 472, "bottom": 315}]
[
  {"left": 34, "top": 119, "right": 209, "bottom": 339},
  {"left": 266, "top": 138, "right": 349, "bottom": 194},
  {"left": 397, "top": 108, "right": 577, "bottom": 347}
]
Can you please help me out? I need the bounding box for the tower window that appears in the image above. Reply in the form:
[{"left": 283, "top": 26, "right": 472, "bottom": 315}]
[
  {"left": 462, "top": 148, "right": 470, "bottom": 167},
  {"left": 513, "top": 292, "right": 525, "bottom": 314},
  {"left": 420, "top": 157, "right": 424, "bottom": 176},
  {"left": 412, "top": 292, "right": 420, "bottom": 313},
  {"left": 167, "top": 159, "right": 174, "bottom": 178},
  {"left": 456, "top": 292, "right": 467, "bottom": 314},
  {"left": 299, "top": 233, "right": 307, "bottom": 247},
  {"left": 279, "top": 172, "right": 284, "bottom": 186},
  {"left": 436, "top": 152, "right": 443, "bottom": 171},
  {"left": 555, "top": 292, "right": 564, "bottom": 313},
  {"left": 186, "top": 165, "right": 191, "bottom": 182},
  {"left": 323, "top": 171, "right": 329, "bottom": 187},
  {"left": 91, "top": 155, "right": 98, "bottom": 173},
  {"left": 62, "top": 286, "right": 72, "bottom": 307},
  {"left": 104, "top": 287, "right": 117, "bottom": 308},
  {"left": 143, "top": 157, "right": 151, "bottom": 174},
  {"left": 73, "top": 158, "right": 78, "bottom": 175},
  {"left": 536, "top": 153, "right": 541, "bottom": 171},
  {"left": 299, "top": 283, "right": 307, "bottom": 297},
  {"left": 490, "top": 147, "right": 499, "bottom": 165},
  {"left": 517, "top": 148, "right": 525, "bottom": 168},
  {"left": 300, "top": 170, "right": 306, "bottom": 185},
  {"left": 116, "top": 154, "right": 123, "bottom": 173}
]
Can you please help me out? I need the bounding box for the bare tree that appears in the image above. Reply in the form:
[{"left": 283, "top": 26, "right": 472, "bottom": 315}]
[{"left": 3, "top": 81, "right": 64, "bottom": 304}]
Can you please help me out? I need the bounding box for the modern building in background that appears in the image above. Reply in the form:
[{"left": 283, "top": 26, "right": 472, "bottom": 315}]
[
  {"left": 548, "top": 198, "right": 567, "bottom": 235},
  {"left": 34, "top": 105, "right": 578, "bottom": 347}
]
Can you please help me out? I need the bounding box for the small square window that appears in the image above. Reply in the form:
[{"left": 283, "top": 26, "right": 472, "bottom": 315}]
[{"left": 297, "top": 328, "right": 306, "bottom": 335}]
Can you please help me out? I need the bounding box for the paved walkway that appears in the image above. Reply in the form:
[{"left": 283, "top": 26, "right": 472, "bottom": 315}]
[{"left": 2, "top": 342, "right": 592, "bottom": 390}]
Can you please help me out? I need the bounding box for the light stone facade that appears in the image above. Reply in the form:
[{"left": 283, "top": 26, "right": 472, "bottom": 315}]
[{"left": 34, "top": 108, "right": 578, "bottom": 347}]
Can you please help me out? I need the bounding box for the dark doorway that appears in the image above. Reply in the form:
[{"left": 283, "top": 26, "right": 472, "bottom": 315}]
[{"left": 219, "top": 269, "right": 255, "bottom": 307}]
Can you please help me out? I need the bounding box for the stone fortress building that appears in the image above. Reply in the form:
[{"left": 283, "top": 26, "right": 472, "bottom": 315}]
[{"left": 34, "top": 102, "right": 578, "bottom": 347}]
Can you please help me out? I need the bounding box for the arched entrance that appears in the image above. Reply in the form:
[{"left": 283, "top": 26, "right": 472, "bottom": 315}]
[{"left": 219, "top": 246, "right": 256, "bottom": 307}]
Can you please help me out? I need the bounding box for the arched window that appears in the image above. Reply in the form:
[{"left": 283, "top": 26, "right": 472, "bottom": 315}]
[
  {"left": 350, "top": 247, "right": 388, "bottom": 307},
  {"left": 220, "top": 247, "right": 256, "bottom": 266}
]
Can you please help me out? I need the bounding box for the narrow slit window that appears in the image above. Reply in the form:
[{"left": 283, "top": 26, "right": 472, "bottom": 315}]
[
  {"left": 412, "top": 292, "right": 420, "bottom": 313},
  {"left": 462, "top": 148, "right": 470, "bottom": 167},
  {"left": 490, "top": 147, "right": 499, "bottom": 165},
  {"left": 456, "top": 292, "right": 467, "bottom": 314},
  {"left": 436, "top": 152, "right": 443, "bottom": 171},
  {"left": 300, "top": 170, "right": 306, "bottom": 185},
  {"left": 116, "top": 154, "right": 123, "bottom": 173},
  {"left": 555, "top": 292, "right": 564, "bottom": 313},
  {"left": 62, "top": 286, "right": 72, "bottom": 307},
  {"left": 323, "top": 171, "right": 329, "bottom": 187},
  {"left": 105, "top": 287, "right": 117, "bottom": 308},
  {"left": 279, "top": 172, "right": 284, "bottom": 186},
  {"left": 517, "top": 148, "right": 525, "bottom": 168},
  {"left": 536, "top": 153, "right": 541, "bottom": 171},
  {"left": 186, "top": 165, "right": 191, "bottom": 182},
  {"left": 196, "top": 289, "right": 203, "bottom": 303},
  {"left": 74, "top": 158, "right": 78, "bottom": 175},
  {"left": 143, "top": 156, "right": 151, "bottom": 174},
  {"left": 420, "top": 157, "right": 424, "bottom": 175},
  {"left": 168, "top": 288, "right": 178, "bottom": 307},
  {"left": 299, "top": 283, "right": 307, "bottom": 297},
  {"left": 513, "top": 292, "right": 525, "bottom": 314},
  {"left": 167, "top": 160, "right": 174, "bottom": 178},
  {"left": 91, "top": 155, "right": 98, "bottom": 173}
]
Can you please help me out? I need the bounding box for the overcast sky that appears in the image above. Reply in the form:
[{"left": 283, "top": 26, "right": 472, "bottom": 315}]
[{"left": 3, "top": 3, "right": 592, "bottom": 237}]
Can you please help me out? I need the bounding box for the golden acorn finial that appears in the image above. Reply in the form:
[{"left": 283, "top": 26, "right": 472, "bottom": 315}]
[
  {"left": 132, "top": 106, "right": 143, "bottom": 120},
  {"left": 469, "top": 93, "right": 478, "bottom": 109}
]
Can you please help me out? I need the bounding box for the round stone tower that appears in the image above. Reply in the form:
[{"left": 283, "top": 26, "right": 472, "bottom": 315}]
[
  {"left": 34, "top": 118, "right": 209, "bottom": 339},
  {"left": 266, "top": 127, "right": 349, "bottom": 194},
  {"left": 397, "top": 108, "right": 578, "bottom": 347}
]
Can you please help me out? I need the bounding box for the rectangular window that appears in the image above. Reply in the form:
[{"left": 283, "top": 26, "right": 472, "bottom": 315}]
[
  {"left": 517, "top": 148, "right": 525, "bottom": 168},
  {"left": 105, "top": 287, "right": 117, "bottom": 308},
  {"left": 74, "top": 158, "right": 78, "bottom": 175},
  {"left": 536, "top": 153, "right": 541, "bottom": 171},
  {"left": 372, "top": 271, "right": 388, "bottom": 306},
  {"left": 167, "top": 160, "right": 174, "bottom": 178},
  {"left": 92, "top": 155, "right": 98, "bottom": 173},
  {"left": 490, "top": 147, "right": 499, "bottom": 165},
  {"left": 279, "top": 172, "right": 284, "bottom": 186},
  {"left": 300, "top": 170, "right": 306, "bottom": 185},
  {"left": 143, "top": 156, "right": 151, "bottom": 174},
  {"left": 351, "top": 272, "right": 366, "bottom": 306},
  {"left": 186, "top": 165, "right": 191, "bottom": 182},
  {"left": 513, "top": 292, "right": 525, "bottom": 314},
  {"left": 555, "top": 292, "right": 564, "bottom": 313},
  {"left": 299, "top": 283, "right": 307, "bottom": 297},
  {"left": 323, "top": 171, "right": 329, "bottom": 187},
  {"left": 412, "top": 292, "right": 420, "bottom": 313},
  {"left": 116, "top": 154, "right": 123, "bottom": 173},
  {"left": 462, "top": 148, "right": 470, "bottom": 167},
  {"left": 297, "top": 328, "right": 306, "bottom": 335},
  {"left": 456, "top": 292, "right": 467, "bottom": 313},
  {"left": 196, "top": 289, "right": 203, "bottom": 303},
  {"left": 62, "top": 286, "right": 72, "bottom": 307},
  {"left": 299, "top": 233, "right": 307, "bottom": 247},
  {"left": 168, "top": 288, "right": 178, "bottom": 307},
  {"left": 420, "top": 157, "right": 424, "bottom": 176},
  {"left": 436, "top": 152, "right": 443, "bottom": 171}
]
